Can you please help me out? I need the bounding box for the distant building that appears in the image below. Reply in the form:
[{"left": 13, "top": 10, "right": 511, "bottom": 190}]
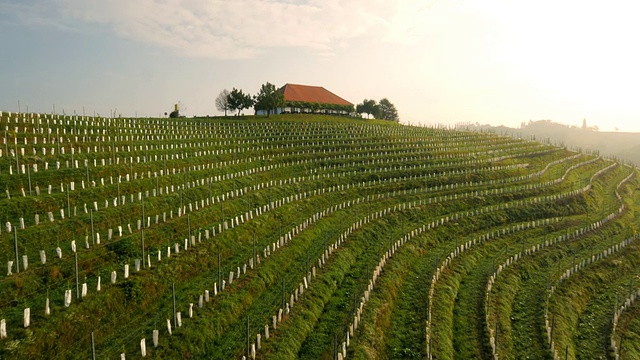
[{"left": 256, "top": 83, "right": 354, "bottom": 116}]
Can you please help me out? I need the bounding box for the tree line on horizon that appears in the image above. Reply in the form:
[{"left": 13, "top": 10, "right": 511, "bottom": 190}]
[{"left": 214, "top": 82, "right": 399, "bottom": 121}]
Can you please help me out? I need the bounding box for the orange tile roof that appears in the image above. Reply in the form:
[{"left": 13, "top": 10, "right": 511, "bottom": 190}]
[{"left": 279, "top": 83, "right": 353, "bottom": 106}]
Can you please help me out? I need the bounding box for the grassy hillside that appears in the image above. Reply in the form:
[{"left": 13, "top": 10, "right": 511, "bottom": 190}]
[{"left": 0, "top": 112, "right": 637, "bottom": 359}]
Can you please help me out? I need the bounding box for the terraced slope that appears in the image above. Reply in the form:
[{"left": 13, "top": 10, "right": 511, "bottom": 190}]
[{"left": 0, "top": 112, "right": 636, "bottom": 359}]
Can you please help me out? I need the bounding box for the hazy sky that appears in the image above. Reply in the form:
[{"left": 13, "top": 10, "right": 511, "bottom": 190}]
[{"left": 1, "top": 0, "right": 640, "bottom": 132}]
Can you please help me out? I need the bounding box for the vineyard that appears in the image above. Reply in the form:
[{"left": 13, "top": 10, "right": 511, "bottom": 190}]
[{"left": 0, "top": 111, "right": 638, "bottom": 359}]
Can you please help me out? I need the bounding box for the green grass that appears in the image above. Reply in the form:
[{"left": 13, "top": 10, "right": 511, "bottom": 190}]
[{"left": 485, "top": 165, "right": 638, "bottom": 360}]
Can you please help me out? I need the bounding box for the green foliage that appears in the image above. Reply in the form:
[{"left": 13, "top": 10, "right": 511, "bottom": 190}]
[
  {"left": 253, "top": 82, "right": 285, "bottom": 117},
  {"left": 285, "top": 101, "right": 354, "bottom": 114},
  {"left": 356, "top": 99, "right": 378, "bottom": 119},
  {"left": 117, "top": 279, "right": 144, "bottom": 304},
  {"left": 356, "top": 98, "right": 398, "bottom": 121},
  {"left": 378, "top": 98, "right": 399, "bottom": 121},
  {"left": 106, "top": 237, "right": 137, "bottom": 262},
  {"left": 227, "top": 88, "right": 254, "bottom": 116}
]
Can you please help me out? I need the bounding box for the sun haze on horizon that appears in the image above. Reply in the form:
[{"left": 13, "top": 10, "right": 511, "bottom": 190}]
[{"left": 1, "top": 0, "right": 639, "bottom": 132}]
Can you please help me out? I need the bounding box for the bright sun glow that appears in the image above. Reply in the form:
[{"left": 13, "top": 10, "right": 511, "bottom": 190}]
[{"left": 465, "top": 0, "right": 640, "bottom": 131}]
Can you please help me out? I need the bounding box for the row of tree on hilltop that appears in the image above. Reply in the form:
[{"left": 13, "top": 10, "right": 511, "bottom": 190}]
[
  {"left": 214, "top": 82, "right": 398, "bottom": 121},
  {"left": 215, "top": 82, "right": 284, "bottom": 117}
]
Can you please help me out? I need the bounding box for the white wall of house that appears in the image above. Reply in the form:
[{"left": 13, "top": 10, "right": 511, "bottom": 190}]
[
  {"left": 256, "top": 107, "right": 349, "bottom": 116},
  {"left": 255, "top": 108, "right": 284, "bottom": 116}
]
